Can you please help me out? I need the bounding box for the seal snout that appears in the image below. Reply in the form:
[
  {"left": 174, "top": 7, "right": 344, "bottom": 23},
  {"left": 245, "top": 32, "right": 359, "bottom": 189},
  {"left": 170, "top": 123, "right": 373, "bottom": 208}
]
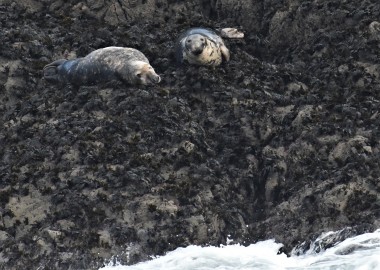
[
  {"left": 154, "top": 75, "right": 161, "bottom": 83},
  {"left": 147, "top": 73, "right": 161, "bottom": 84},
  {"left": 192, "top": 48, "right": 204, "bottom": 55},
  {"left": 134, "top": 62, "right": 161, "bottom": 85}
]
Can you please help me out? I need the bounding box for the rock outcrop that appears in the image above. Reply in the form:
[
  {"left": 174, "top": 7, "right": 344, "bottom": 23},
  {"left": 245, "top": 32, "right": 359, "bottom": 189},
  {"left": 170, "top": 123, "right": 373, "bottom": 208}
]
[{"left": 0, "top": 0, "right": 379, "bottom": 269}]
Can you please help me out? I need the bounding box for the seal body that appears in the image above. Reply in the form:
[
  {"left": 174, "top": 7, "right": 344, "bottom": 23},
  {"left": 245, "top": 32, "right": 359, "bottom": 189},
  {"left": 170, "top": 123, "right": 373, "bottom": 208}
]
[
  {"left": 175, "top": 28, "right": 230, "bottom": 66},
  {"left": 43, "top": 47, "right": 161, "bottom": 86}
]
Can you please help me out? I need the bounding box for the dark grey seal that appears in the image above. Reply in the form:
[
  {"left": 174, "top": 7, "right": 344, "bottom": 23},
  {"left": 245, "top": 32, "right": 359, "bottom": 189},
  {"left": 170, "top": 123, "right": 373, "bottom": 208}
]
[
  {"left": 43, "top": 47, "right": 161, "bottom": 86},
  {"left": 175, "top": 28, "right": 230, "bottom": 66}
]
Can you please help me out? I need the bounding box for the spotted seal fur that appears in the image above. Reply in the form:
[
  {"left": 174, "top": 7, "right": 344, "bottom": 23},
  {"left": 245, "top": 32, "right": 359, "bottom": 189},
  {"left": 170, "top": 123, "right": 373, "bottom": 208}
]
[
  {"left": 43, "top": 47, "right": 161, "bottom": 86},
  {"left": 175, "top": 28, "right": 230, "bottom": 66}
]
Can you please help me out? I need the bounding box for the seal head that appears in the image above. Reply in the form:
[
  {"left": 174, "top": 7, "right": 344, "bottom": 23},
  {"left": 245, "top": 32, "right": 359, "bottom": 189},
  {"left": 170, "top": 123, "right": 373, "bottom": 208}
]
[
  {"left": 176, "top": 28, "right": 230, "bottom": 66},
  {"left": 43, "top": 47, "right": 161, "bottom": 86},
  {"left": 129, "top": 61, "right": 161, "bottom": 85},
  {"left": 185, "top": 34, "right": 207, "bottom": 56}
]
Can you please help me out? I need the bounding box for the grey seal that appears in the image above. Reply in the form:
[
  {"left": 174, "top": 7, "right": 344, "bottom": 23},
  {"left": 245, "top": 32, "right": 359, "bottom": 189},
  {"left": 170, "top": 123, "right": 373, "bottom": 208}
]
[
  {"left": 175, "top": 28, "right": 230, "bottom": 66},
  {"left": 43, "top": 46, "right": 161, "bottom": 86}
]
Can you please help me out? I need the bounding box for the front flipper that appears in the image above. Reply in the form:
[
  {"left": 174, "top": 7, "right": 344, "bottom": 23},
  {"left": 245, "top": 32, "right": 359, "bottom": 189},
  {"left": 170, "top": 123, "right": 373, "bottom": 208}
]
[
  {"left": 220, "top": 45, "right": 230, "bottom": 62},
  {"left": 43, "top": 59, "right": 67, "bottom": 83}
]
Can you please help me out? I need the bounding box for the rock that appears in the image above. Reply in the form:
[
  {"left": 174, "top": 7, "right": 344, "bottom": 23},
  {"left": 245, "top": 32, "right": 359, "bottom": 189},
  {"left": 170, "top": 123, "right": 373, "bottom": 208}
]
[
  {"left": 368, "top": 21, "right": 380, "bottom": 40},
  {"left": 6, "top": 190, "right": 50, "bottom": 226},
  {"left": 181, "top": 140, "right": 195, "bottom": 154},
  {"left": 292, "top": 226, "right": 373, "bottom": 255},
  {"left": 0, "top": 0, "right": 379, "bottom": 268},
  {"left": 46, "top": 229, "right": 63, "bottom": 241},
  {"left": 0, "top": 231, "right": 11, "bottom": 242},
  {"left": 329, "top": 135, "right": 370, "bottom": 164},
  {"left": 220, "top": 28, "right": 244, "bottom": 39},
  {"left": 98, "top": 230, "right": 112, "bottom": 247},
  {"left": 287, "top": 82, "right": 308, "bottom": 94}
]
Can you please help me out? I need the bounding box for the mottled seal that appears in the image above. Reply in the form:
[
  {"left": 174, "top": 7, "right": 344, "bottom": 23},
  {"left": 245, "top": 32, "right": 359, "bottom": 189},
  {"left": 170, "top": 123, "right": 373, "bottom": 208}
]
[
  {"left": 175, "top": 28, "right": 230, "bottom": 66},
  {"left": 43, "top": 47, "right": 161, "bottom": 86}
]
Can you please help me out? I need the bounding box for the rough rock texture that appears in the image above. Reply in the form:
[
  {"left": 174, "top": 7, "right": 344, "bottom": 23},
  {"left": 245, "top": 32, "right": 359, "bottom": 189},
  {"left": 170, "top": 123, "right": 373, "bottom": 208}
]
[{"left": 0, "top": 0, "right": 379, "bottom": 269}]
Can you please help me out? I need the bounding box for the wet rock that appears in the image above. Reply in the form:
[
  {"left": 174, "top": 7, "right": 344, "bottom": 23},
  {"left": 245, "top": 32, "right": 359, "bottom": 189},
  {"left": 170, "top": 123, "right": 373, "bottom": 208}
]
[
  {"left": 220, "top": 28, "right": 245, "bottom": 39},
  {"left": 45, "top": 229, "right": 63, "bottom": 242},
  {"left": 368, "top": 21, "right": 380, "bottom": 40},
  {"left": 6, "top": 190, "right": 50, "bottom": 226},
  {"left": 292, "top": 226, "right": 374, "bottom": 255},
  {"left": 0, "top": 231, "right": 11, "bottom": 242},
  {"left": 0, "top": 0, "right": 379, "bottom": 268},
  {"left": 329, "top": 135, "right": 370, "bottom": 164}
]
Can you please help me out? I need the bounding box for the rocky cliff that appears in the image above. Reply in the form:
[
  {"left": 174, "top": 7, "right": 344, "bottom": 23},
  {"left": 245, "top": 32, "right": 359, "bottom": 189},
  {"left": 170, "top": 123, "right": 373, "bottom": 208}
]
[{"left": 0, "top": 0, "right": 379, "bottom": 269}]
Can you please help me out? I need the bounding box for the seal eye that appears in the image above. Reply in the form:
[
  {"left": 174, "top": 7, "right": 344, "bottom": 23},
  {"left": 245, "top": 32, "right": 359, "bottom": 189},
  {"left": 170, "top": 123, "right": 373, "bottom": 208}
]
[
  {"left": 200, "top": 38, "right": 204, "bottom": 42},
  {"left": 136, "top": 73, "right": 142, "bottom": 78},
  {"left": 187, "top": 39, "right": 191, "bottom": 43}
]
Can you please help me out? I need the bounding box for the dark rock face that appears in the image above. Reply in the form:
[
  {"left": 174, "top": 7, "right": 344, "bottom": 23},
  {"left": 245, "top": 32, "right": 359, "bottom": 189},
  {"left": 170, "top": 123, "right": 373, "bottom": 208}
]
[{"left": 0, "top": 0, "right": 379, "bottom": 269}]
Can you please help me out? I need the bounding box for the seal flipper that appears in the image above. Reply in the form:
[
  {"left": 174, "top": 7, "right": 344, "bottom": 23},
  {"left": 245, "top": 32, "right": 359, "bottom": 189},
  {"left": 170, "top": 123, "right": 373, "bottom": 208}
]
[
  {"left": 43, "top": 59, "right": 67, "bottom": 83},
  {"left": 220, "top": 45, "right": 230, "bottom": 62}
]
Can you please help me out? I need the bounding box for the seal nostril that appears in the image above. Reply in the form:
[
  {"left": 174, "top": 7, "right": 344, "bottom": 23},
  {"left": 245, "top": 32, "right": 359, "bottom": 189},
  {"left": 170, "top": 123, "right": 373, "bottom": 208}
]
[{"left": 156, "top": 76, "right": 161, "bottom": 83}]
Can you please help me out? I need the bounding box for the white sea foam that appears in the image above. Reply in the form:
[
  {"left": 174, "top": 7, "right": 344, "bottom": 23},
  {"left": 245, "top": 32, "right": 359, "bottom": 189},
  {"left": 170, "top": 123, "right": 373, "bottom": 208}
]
[{"left": 100, "top": 229, "right": 380, "bottom": 270}]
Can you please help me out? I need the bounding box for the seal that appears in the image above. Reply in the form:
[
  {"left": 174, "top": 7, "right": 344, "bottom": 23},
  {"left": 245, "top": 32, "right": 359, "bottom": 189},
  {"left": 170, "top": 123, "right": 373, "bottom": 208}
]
[
  {"left": 43, "top": 47, "right": 161, "bottom": 86},
  {"left": 175, "top": 28, "right": 230, "bottom": 66}
]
